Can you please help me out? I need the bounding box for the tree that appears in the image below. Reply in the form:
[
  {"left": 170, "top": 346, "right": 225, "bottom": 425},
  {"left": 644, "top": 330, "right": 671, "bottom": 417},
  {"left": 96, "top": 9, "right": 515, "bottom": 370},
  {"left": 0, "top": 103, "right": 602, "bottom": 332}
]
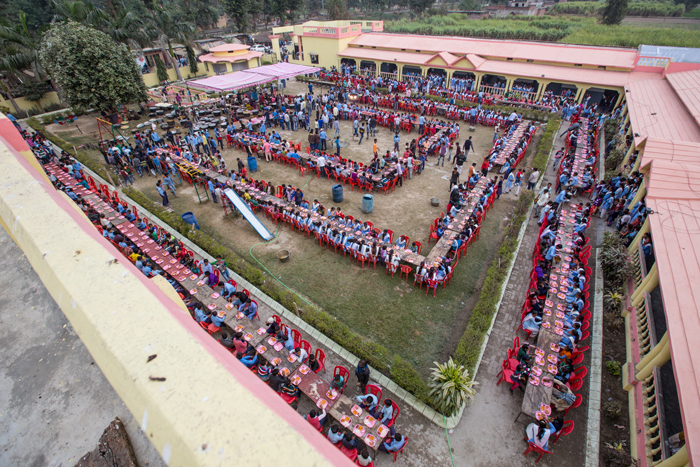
[
  {"left": 326, "top": 0, "right": 347, "bottom": 20},
  {"left": 19, "top": 78, "right": 46, "bottom": 110},
  {"left": 154, "top": 54, "right": 168, "bottom": 82},
  {"left": 222, "top": 0, "right": 249, "bottom": 32},
  {"left": 186, "top": 44, "right": 198, "bottom": 76},
  {"left": 39, "top": 21, "right": 147, "bottom": 110},
  {"left": 674, "top": 0, "right": 699, "bottom": 13},
  {"left": 147, "top": 7, "right": 195, "bottom": 82},
  {"left": 52, "top": 0, "right": 150, "bottom": 49},
  {"left": 600, "top": 0, "right": 629, "bottom": 25},
  {"left": 405, "top": 0, "right": 433, "bottom": 17}
]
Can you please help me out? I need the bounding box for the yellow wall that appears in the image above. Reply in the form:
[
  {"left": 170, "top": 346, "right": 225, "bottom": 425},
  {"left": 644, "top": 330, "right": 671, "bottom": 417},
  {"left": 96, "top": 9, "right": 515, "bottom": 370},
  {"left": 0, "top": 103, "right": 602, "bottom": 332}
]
[
  {"left": 296, "top": 36, "right": 355, "bottom": 70},
  {"left": 0, "top": 91, "right": 62, "bottom": 114}
]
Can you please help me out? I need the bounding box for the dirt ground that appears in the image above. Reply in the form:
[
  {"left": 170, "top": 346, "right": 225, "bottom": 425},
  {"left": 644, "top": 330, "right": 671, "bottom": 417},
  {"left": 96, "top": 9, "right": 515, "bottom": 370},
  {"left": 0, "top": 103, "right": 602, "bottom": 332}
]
[{"left": 49, "top": 79, "right": 544, "bottom": 374}]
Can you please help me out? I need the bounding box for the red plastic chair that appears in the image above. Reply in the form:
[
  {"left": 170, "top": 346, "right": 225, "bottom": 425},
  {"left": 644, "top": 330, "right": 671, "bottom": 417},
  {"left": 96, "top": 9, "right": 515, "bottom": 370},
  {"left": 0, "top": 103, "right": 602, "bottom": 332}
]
[
  {"left": 563, "top": 394, "right": 583, "bottom": 416},
  {"left": 385, "top": 400, "right": 400, "bottom": 428},
  {"left": 399, "top": 265, "right": 412, "bottom": 281},
  {"left": 572, "top": 353, "right": 584, "bottom": 365},
  {"left": 333, "top": 366, "right": 350, "bottom": 393},
  {"left": 552, "top": 420, "right": 575, "bottom": 444},
  {"left": 272, "top": 314, "right": 282, "bottom": 326},
  {"left": 568, "top": 378, "right": 583, "bottom": 391},
  {"left": 391, "top": 437, "right": 408, "bottom": 463},
  {"left": 522, "top": 441, "right": 552, "bottom": 463},
  {"left": 572, "top": 366, "right": 587, "bottom": 380},
  {"left": 340, "top": 446, "right": 358, "bottom": 461},
  {"left": 315, "top": 348, "right": 326, "bottom": 373},
  {"left": 279, "top": 392, "right": 297, "bottom": 404},
  {"left": 291, "top": 329, "right": 302, "bottom": 347},
  {"left": 496, "top": 359, "right": 514, "bottom": 386},
  {"left": 300, "top": 340, "right": 312, "bottom": 360},
  {"left": 386, "top": 263, "right": 397, "bottom": 277},
  {"left": 242, "top": 289, "right": 251, "bottom": 297},
  {"left": 425, "top": 279, "right": 438, "bottom": 297},
  {"left": 414, "top": 241, "right": 423, "bottom": 254},
  {"left": 366, "top": 383, "right": 382, "bottom": 401},
  {"left": 355, "top": 459, "right": 374, "bottom": 467}
]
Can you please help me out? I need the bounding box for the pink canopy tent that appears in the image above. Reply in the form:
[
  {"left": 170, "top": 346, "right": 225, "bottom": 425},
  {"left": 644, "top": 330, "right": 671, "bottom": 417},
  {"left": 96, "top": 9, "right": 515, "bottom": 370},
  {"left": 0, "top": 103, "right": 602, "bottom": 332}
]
[
  {"left": 242, "top": 62, "right": 319, "bottom": 80},
  {"left": 188, "top": 63, "right": 319, "bottom": 92},
  {"left": 189, "top": 72, "right": 277, "bottom": 92}
]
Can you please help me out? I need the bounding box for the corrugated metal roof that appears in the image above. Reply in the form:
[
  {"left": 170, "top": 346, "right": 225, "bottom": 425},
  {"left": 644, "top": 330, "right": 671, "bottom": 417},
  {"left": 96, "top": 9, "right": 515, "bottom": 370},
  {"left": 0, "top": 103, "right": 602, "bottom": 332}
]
[
  {"left": 639, "top": 45, "right": 700, "bottom": 64},
  {"left": 348, "top": 33, "right": 638, "bottom": 69},
  {"left": 626, "top": 78, "right": 700, "bottom": 146},
  {"left": 666, "top": 70, "right": 700, "bottom": 131}
]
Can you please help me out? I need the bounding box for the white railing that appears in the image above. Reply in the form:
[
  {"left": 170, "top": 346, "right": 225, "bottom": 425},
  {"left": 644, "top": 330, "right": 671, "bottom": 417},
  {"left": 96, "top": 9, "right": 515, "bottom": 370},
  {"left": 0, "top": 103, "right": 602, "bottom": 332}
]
[
  {"left": 479, "top": 85, "right": 507, "bottom": 96},
  {"left": 379, "top": 72, "right": 398, "bottom": 81}
]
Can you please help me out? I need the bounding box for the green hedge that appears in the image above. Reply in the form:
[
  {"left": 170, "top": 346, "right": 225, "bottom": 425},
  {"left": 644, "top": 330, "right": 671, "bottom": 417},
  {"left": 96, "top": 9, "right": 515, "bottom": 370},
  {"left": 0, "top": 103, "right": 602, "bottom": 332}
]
[
  {"left": 122, "top": 187, "right": 434, "bottom": 404},
  {"left": 26, "top": 118, "right": 112, "bottom": 182},
  {"left": 532, "top": 116, "right": 562, "bottom": 181},
  {"left": 452, "top": 190, "right": 535, "bottom": 376}
]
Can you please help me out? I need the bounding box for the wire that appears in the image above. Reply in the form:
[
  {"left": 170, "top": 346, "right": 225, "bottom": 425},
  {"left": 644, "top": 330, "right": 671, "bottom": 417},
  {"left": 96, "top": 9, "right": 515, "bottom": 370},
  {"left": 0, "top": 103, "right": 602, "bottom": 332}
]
[{"left": 443, "top": 413, "right": 457, "bottom": 467}]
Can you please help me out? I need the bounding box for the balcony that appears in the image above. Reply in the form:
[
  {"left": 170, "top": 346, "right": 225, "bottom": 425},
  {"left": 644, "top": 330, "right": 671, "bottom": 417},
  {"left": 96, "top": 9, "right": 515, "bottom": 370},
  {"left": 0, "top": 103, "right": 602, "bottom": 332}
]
[
  {"left": 640, "top": 363, "right": 683, "bottom": 466},
  {"left": 302, "top": 24, "right": 361, "bottom": 39}
]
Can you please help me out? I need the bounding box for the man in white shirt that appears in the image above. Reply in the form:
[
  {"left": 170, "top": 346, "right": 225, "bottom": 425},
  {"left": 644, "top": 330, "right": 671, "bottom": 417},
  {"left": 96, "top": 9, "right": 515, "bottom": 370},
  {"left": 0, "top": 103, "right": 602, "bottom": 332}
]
[{"left": 317, "top": 154, "right": 326, "bottom": 178}]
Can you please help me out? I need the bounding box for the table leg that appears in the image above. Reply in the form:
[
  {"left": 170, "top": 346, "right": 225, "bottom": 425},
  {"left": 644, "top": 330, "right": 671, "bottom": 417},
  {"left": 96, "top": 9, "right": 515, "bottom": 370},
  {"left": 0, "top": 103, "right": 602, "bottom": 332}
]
[{"left": 514, "top": 412, "right": 522, "bottom": 423}]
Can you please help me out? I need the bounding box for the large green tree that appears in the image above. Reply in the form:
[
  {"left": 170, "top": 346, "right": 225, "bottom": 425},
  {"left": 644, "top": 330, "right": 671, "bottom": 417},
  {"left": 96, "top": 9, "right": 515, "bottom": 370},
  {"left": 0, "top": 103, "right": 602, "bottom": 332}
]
[
  {"left": 39, "top": 21, "right": 147, "bottom": 110},
  {"left": 326, "top": 0, "right": 347, "bottom": 20},
  {"left": 600, "top": 0, "right": 629, "bottom": 25},
  {"left": 222, "top": 0, "right": 249, "bottom": 32}
]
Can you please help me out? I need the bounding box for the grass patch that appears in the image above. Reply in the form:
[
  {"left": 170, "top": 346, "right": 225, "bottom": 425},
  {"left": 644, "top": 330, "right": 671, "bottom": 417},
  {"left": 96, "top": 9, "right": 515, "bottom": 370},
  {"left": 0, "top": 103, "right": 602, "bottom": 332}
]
[{"left": 383, "top": 14, "right": 700, "bottom": 48}]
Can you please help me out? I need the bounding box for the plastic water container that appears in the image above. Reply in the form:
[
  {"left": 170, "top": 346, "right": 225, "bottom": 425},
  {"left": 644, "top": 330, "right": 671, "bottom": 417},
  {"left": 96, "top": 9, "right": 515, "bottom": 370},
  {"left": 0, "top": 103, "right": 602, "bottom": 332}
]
[
  {"left": 332, "top": 184, "right": 343, "bottom": 203},
  {"left": 247, "top": 155, "right": 258, "bottom": 172},
  {"left": 362, "top": 194, "right": 373, "bottom": 214},
  {"left": 181, "top": 212, "right": 200, "bottom": 230}
]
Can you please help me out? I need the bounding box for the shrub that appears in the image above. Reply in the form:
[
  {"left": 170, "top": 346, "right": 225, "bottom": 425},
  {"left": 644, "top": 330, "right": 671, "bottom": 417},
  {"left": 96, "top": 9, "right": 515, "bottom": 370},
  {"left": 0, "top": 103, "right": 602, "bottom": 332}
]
[
  {"left": 453, "top": 190, "right": 535, "bottom": 375},
  {"left": 603, "top": 400, "right": 622, "bottom": 419},
  {"left": 428, "top": 358, "right": 478, "bottom": 416},
  {"left": 607, "top": 360, "right": 622, "bottom": 376},
  {"left": 599, "top": 231, "right": 634, "bottom": 288},
  {"left": 532, "top": 116, "right": 562, "bottom": 183}
]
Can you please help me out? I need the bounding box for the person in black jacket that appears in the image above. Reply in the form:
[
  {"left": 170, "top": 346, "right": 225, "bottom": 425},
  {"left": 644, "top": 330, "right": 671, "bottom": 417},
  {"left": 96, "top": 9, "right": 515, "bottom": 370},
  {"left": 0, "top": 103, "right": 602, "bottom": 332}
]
[
  {"left": 268, "top": 368, "right": 288, "bottom": 393},
  {"left": 355, "top": 359, "right": 370, "bottom": 393}
]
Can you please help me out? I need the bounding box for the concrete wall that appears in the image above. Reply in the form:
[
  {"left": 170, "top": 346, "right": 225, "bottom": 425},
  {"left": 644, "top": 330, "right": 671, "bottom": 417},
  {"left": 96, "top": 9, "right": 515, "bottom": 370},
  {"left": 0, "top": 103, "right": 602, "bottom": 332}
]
[
  {"left": 0, "top": 91, "right": 62, "bottom": 114},
  {"left": 0, "top": 113, "right": 351, "bottom": 467}
]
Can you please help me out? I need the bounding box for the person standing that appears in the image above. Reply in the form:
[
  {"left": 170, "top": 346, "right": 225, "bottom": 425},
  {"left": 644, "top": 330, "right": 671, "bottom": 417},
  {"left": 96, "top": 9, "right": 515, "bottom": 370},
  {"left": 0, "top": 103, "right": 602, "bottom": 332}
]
[
  {"left": 463, "top": 136, "right": 475, "bottom": 157},
  {"left": 335, "top": 136, "right": 341, "bottom": 158},
  {"left": 528, "top": 168, "right": 540, "bottom": 190},
  {"left": 449, "top": 167, "right": 460, "bottom": 191},
  {"left": 355, "top": 359, "right": 370, "bottom": 393},
  {"left": 156, "top": 180, "right": 169, "bottom": 207}
]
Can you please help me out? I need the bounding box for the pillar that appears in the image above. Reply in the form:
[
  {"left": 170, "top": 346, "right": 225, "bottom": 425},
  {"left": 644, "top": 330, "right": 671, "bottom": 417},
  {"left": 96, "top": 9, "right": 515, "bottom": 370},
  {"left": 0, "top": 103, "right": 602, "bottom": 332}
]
[
  {"left": 635, "top": 332, "right": 668, "bottom": 374},
  {"left": 622, "top": 141, "right": 636, "bottom": 166},
  {"left": 631, "top": 264, "right": 658, "bottom": 307},
  {"left": 613, "top": 90, "right": 625, "bottom": 109},
  {"left": 474, "top": 73, "right": 483, "bottom": 92},
  {"left": 635, "top": 333, "right": 670, "bottom": 381},
  {"left": 576, "top": 87, "right": 589, "bottom": 103},
  {"left": 654, "top": 445, "right": 688, "bottom": 467}
]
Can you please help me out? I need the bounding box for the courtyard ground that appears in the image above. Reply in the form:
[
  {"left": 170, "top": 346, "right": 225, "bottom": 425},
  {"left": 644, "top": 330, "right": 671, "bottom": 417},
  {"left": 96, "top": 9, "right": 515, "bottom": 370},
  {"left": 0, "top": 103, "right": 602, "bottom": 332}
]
[{"left": 48, "top": 78, "right": 543, "bottom": 375}]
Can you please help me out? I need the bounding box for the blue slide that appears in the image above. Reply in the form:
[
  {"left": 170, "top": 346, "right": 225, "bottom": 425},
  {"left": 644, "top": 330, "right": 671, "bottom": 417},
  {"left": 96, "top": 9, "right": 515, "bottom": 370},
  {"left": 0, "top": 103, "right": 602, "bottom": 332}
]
[{"left": 223, "top": 188, "right": 275, "bottom": 241}]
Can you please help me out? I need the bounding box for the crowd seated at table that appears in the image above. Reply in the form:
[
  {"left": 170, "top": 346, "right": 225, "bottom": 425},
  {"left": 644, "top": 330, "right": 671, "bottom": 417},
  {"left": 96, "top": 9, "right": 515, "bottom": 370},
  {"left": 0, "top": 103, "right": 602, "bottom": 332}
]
[{"left": 23, "top": 122, "right": 410, "bottom": 464}]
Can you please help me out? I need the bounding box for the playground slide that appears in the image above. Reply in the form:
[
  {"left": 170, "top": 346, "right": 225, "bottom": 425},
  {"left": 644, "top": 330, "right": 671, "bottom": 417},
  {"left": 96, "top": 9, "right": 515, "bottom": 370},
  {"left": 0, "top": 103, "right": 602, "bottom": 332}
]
[{"left": 223, "top": 188, "right": 275, "bottom": 241}]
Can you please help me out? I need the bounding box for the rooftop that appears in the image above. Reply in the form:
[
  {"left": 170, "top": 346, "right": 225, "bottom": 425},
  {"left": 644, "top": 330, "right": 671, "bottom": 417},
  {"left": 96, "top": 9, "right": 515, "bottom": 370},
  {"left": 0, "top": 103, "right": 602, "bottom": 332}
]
[
  {"left": 208, "top": 43, "right": 250, "bottom": 53},
  {"left": 640, "top": 158, "right": 700, "bottom": 464},
  {"left": 348, "top": 33, "right": 639, "bottom": 69},
  {"left": 625, "top": 74, "right": 700, "bottom": 146}
]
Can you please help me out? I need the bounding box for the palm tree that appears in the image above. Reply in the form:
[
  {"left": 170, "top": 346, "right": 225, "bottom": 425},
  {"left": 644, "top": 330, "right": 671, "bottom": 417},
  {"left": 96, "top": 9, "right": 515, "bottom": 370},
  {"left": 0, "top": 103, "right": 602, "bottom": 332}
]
[
  {"left": 0, "top": 12, "right": 48, "bottom": 113},
  {"left": 52, "top": 0, "right": 150, "bottom": 49},
  {"left": 146, "top": 8, "right": 195, "bottom": 82}
]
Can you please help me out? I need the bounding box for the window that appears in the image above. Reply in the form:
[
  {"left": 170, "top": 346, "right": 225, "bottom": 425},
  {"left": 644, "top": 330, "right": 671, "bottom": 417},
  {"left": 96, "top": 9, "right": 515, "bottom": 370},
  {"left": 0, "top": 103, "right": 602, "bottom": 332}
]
[
  {"left": 527, "top": 59, "right": 534, "bottom": 62},
  {"left": 574, "top": 64, "right": 583, "bottom": 67},
  {"left": 310, "top": 54, "right": 319, "bottom": 64},
  {"left": 507, "top": 58, "right": 514, "bottom": 61},
  {"left": 598, "top": 66, "right": 606, "bottom": 70}
]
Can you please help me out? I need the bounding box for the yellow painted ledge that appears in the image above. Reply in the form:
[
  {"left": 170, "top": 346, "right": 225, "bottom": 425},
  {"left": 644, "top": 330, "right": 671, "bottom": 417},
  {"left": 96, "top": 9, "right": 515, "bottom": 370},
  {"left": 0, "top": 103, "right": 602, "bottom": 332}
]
[{"left": 0, "top": 126, "right": 349, "bottom": 466}]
